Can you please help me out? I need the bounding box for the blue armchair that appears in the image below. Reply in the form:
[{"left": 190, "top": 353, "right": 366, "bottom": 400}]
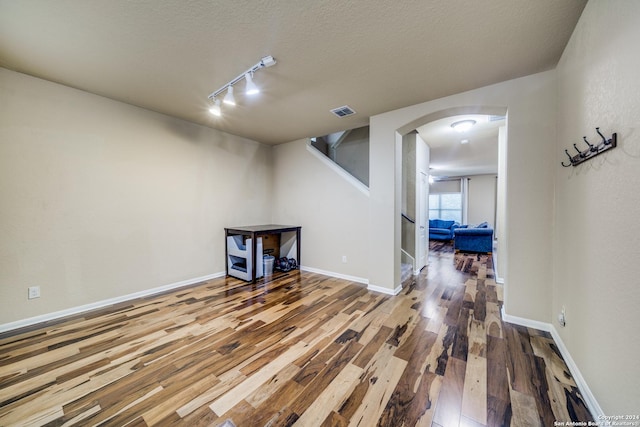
[
  {"left": 429, "top": 219, "right": 460, "bottom": 241},
  {"left": 453, "top": 222, "right": 493, "bottom": 253}
]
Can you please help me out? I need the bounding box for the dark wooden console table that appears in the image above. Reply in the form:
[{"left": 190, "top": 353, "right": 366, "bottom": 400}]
[{"left": 224, "top": 224, "right": 301, "bottom": 283}]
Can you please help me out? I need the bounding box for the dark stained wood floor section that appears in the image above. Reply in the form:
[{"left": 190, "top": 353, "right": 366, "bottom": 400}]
[{"left": 0, "top": 242, "right": 593, "bottom": 426}]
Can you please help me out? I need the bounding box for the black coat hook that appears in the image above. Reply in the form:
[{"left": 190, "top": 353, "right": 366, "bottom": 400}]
[
  {"left": 562, "top": 149, "right": 573, "bottom": 167},
  {"left": 583, "top": 136, "right": 598, "bottom": 152},
  {"left": 573, "top": 143, "right": 587, "bottom": 158},
  {"left": 596, "top": 127, "right": 609, "bottom": 145}
]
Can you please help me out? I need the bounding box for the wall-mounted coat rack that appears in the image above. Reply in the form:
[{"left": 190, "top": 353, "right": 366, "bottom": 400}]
[{"left": 562, "top": 127, "right": 617, "bottom": 167}]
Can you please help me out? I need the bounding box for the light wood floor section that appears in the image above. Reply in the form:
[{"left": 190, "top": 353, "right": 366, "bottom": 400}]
[{"left": 0, "top": 243, "right": 593, "bottom": 426}]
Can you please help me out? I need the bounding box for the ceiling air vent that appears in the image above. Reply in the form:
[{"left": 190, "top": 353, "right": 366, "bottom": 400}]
[
  {"left": 330, "top": 105, "right": 356, "bottom": 118},
  {"left": 489, "top": 115, "right": 506, "bottom": 122}
]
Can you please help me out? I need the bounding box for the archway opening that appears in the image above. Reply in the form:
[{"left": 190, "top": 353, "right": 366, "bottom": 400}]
[{"left": 396, "top": 105, "right": 508, "bottom": 286}]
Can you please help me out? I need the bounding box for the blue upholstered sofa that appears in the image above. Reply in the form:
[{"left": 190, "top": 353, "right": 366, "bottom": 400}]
[
  {"left": 429, "top": 219, "right": 460, "bottom": 241},
  {"left": 453, "top": 222, "right": 493, "bottom": 253}
]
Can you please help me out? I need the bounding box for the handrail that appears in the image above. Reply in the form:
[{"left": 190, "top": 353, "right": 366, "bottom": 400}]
[
  {"left": 305, "top": 141, "right": 370, "bottom": 196},
  {"left": 401, "top": 248, "right": 415, "bottom": 266},
  {"left": 401, "top": 213, "right": 415, "bottom": 224}
]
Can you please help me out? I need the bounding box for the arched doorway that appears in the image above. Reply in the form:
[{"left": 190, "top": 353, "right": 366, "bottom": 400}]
[{"left": 396, "top": 105, "right": 508, "bottom": 285}]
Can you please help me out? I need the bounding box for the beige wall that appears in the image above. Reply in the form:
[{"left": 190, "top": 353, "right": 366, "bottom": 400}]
[
  {"left": 495, "top": 125, "right": 507, "bottom": 280},
  {"left": 401, "top": 132, "right": 417, "bottom": 261},
  {"left": 467, "top": 174, "right": 497, "bottom": 228},
  {"left": 430, "top": 179, "right": 461, "bottom": 194},
  {"left": 271, "top": 139, "right": 369, "bottom": 281},
  {"left": 334, "top": 126, "right": 369, "bottom": 186},
  {"left": 402, "top": 133, "right": 417, "bottom": 220},
  {"left": 555, "top": 0, "right": 640, "bottom": 413},
  {"left": 0, "top": 68, "right": 273, "bottom": 325},
  {"left": 369, "top": 72, "right": 556, "bottom": 321},
  {"left": 415, "top": 133, "right": 430, "bottom": 270}
]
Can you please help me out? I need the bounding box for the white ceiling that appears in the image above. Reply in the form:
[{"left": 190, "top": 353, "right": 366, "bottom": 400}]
[
  {"left": 0, "top": 0, "right": 586, "bottom": 145},
  {"left": 417, "top": 114, "right": 504, "bottom": 178}
]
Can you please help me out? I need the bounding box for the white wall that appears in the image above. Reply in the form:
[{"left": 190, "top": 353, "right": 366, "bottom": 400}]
[
  {"left": 467, "top": 174, "right": 497, "bottom": 227},
  {"left": 0, "top": 68, "right": 273, "bottom": 325},
  {"left": 555, "top": 0, "right": 640, "bottom": 413},
  {"left": 271, "top": 139, "right": 369, "bottom": 282},
  {"left": 369, "top": 72, "right": 556, "bottom": 322}
]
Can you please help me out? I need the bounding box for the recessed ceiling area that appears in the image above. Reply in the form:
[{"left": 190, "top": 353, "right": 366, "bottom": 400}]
[
  {"left": 0, "top": 1, "right": 587, "bottom": 145},
  {"left": 417, "top": 115, "right": 505, "bottom": 178}
]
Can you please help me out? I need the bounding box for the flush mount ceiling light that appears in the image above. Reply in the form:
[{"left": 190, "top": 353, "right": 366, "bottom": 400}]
[
  {"left": 451, "top": 119, "right": 476, "bottom": 133},
  {"left": 208, "top": 55, "right": 276, "bottom": 117},
  {"left": 461, "top": 139, "right": 470, "bottom": 144}
]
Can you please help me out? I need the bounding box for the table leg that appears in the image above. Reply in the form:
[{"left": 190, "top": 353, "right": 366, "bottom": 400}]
[
  {"left": 296, "top": 228, "right": 301, "bottom": 269},
  {"left": 251, "top": 232, "right": 257, "bottom": 284},
  {"left": 224, "top": 229, "right": 229, "bottom": 277}
]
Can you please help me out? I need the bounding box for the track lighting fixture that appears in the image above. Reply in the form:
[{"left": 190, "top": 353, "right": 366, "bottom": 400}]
[{"left": 207, "top": 56, "right": 276, "bottom": 117}]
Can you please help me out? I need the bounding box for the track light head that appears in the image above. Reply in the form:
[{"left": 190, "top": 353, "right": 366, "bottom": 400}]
[
  {"left": 209, "top": 98, "right": 221, "bottom": 116},
  {"left": 245, "top": 73, "right": 259, "bottom": 95},
  {"left": 223, "top": 86, "right": 236, "bottom": 106}
]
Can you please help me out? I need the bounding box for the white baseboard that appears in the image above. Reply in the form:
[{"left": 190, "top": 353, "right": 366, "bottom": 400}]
[
  {"left": 299, "top": 266, "right": 401, "bottom": 296},
  {"left": 299, "top": 265, "right": 369, "bottom": 285},
  {"left": 501, "top": 309, "right": 551, "bottom": 332},
  {"left": 501, "top": 308, "right": 604, "bottom": 419},
  {"left": 367, "top": 283, "right": 403, "bottom": 296},
  {"left": 547, "top": 326, "right": 604, "bottom": 419},
  {"left": 0, "top": 271, "right": 226, "bottom": 334},
  {"left": 491, "top": 242, "right": 505, "bottom": 284}
]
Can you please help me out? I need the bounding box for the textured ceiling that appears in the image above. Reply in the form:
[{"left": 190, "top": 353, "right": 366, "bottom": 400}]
[{"left": 0, "top": 0, "right": 587, "bottom": 145}]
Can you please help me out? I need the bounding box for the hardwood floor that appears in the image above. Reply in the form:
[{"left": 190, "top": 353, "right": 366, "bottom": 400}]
[{"left": 0, "top": 243, "right": 593, "bottom": 426}]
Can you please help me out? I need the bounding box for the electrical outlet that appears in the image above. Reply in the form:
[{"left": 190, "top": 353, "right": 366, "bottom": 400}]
[
  {"left": 342, "top": 255, "right": 347, "bottom": 263},
  {"left": 28, "top": 286, "right": 41, "bottom": 299}
]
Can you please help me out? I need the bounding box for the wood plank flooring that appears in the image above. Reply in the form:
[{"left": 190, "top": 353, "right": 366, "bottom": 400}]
[{"left": 0, "top": 243, "right": 593, "bottom": 426}]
